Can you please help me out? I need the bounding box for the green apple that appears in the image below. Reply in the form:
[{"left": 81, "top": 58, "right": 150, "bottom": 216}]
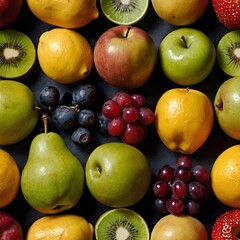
[
  {"left": 150, "top": 214, "right": 209, "bottom": 240},
  {"left": 85, "top": 142, "right": 152, "bottom": 207},
  {"left": 159, "top": 28, "right": 216, "bottom": 86},
  {"left": 214, "top": 76, "right": 240, "bottom": 140}
]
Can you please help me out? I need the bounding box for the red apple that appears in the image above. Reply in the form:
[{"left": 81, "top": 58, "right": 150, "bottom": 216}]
[
  {"left": 0, "top": 0, "right": 23, "bottom": 28},
  {"left": 93, "top": 25, "right": 157, "bottom": 89},
  {"left": 0, "top": 211, "right": 23, "bottom": 240}
]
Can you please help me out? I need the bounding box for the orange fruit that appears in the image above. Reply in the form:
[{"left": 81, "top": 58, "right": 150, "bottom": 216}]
[
  {"left": 155, "top": 88, "right": 214, "bottom": 154},
  {"left": 0, "top": 149, "right": 20, "bottom": 208},
  {"left": 37, "top": 28, "right": 93, "bottom": 84},
  {"left": 211, "top": 144, "right": 240, "bottom": 208},
  {"left": 26, "top": 214, "right": 94, "bottom": 240}
]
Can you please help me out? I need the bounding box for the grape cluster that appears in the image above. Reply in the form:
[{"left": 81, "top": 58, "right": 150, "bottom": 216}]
[
  {"left": 38, "top": 83, "right": 109, "bottom": 146},
  {"left": 101, "top": 92, "right": 155, "bottom": 145},
  {"left": 153, "top": 155, "right": 210, "bottom": 216}
]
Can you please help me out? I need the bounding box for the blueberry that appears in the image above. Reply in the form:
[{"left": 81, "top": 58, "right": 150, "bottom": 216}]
[
  {"left": 72, "top": 83, "right": 97, "bottom": 107},
  {"left": 78, "top": 109, "right": 96, "bottom": 128},
  {"left": 52, "top": 105, "right": 77, "bottom": 130},
  {"left": 72, "top": 127, "right": 91, "bottom": 146},
  {"left": 39, "top": 86, "right": 60, "bottom": 107},
  {"left": 95, "top": 112, "right": 109, "bottom": 134}
]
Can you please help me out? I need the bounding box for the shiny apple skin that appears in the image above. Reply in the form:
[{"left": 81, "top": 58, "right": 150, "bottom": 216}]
[
  {"left": 159, "top": 28, "right": 216, "bottom": 86},
  {"left": 0, "top": 0, "right": 23, "bottom": 28},
  {"left": 93, "top": 25, "right": 157, "bottom": 89}
]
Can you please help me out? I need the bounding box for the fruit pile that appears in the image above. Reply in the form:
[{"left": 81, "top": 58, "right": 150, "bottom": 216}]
[
  {"left": 1, "top": 0, "right": 240, "bottom": 239},
  {"left": 153, "top": 155, "right": 210, "bottom": 216}
]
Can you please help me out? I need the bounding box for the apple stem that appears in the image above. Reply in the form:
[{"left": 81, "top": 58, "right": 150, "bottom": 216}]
[
  {"left": 41, "top": 114, "right": 48, "bottom": 134},
  {"left": 125, "top": 27, "right": 131, "bottom": 38},
  {"left": 181, "top": 36, "right": 188, "bottom": 48}
]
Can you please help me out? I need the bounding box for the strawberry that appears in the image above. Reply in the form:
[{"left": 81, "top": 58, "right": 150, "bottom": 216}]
[
  {"left": 212, "top": 209, "right": 240, "bottom": 240},
  {"left": 212, "top": 0, "right": 240, "bottom": 29}
]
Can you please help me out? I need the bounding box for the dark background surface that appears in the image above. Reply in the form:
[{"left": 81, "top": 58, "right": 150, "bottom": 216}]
[{"left": 1, "top": 0, "right": 238, "bottom": 238}]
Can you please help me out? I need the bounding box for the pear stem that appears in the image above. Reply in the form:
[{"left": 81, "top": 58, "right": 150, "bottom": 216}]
[{"left": 41, "top": 114, "right": 48, "bottom": 134}]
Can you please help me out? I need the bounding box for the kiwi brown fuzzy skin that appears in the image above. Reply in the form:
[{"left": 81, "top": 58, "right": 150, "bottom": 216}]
[
  {"left": 217, "top": 30, "right": 240, "bottom": 77},
  {"left": 0, "top": 29, "right": 36, "bottom": 80}
]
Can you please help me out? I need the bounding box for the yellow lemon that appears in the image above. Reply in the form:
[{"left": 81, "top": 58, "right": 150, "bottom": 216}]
[
  {"left": 155, "top": 88, "right": 214, "bottom": 154},
  {"left": 26, "top": 0, "right": 98, "bottom": 29},
  {"left": 26, "top": 214, "right": 94, "bottom": 240},
  {"left": 37, "top": 28, "right": 93, "bottom": 84},
  {"left": 0, "top": 149, "right": 20, "bottom": 208},
  {"left": 211, "top": 144, "right": 240, "bottom": 208}
]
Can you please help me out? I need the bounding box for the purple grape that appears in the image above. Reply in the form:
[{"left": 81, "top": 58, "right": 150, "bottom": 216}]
[
  {"left": 166, "top": 197, "right": 184, "bottom": 215},
  {"left": 186, "top": 199, "right": 201, "bottom": 216},
  {"left": 157, "top": 165, "right": 174, "bottom": 182},
  {"left": 174, "top": 166, "right": 192, "bottom": 182},
  {"left": 171, "top": 180, "right": 188, "bottom": 198},
  {"left": 153, "top": 180, "right": 171, "bottom": 198},
  {"left": 188, "top": 181, "right": 205, "bottom": 200},
  {"left": 154, "top": 198, "right": 168, "bottom": 215},
  {"left": 192, "top": 165, "right": 209, "bottom": 182}
]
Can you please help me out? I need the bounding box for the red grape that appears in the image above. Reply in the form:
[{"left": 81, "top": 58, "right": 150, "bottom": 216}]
[
  {"left": 176, "top": 155, "right": 192, "bottom": 169},
  {"left": 157, "top": 165, "right": 174, "bottom": 182},
  {"left": 166, "top": 197, "right": 184, "bottom": 215},
  {"left": 138, "top": 107, "right": 155, "bottom": 125},
  {"left": 122, "top": 106, "right": 139, "bottom": 123},
  {"left": 192, "top": 165, "right": 209, "bottom": 182},
  {"left": 102, "top": 100, "right": 121, "bottom": 119},
  {"left": 131, "top": 93, "right": 145, "bottom": 108},
  {"left": 171, "top": 180, "right": 188, "bottom": 198},
  {"left": 174, "top": 166, "right": 192, "bottom": 182},
  {"left": 107, "top": 117, "right": 126, "bottom": 136},
  {"left": 112, "top": 92, "right": 132, "bottom": 108},
  {"left": 153, "top": 180, "right": 171, "bottom": 198}
]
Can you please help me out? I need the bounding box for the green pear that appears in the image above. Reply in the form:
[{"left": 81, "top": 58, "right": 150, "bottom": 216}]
[
  {"left": 214, "top": 76, "right": 240, "bottom": 140},
  {"left": 21, "top": 119, "right": 85, "bottom": 214},
  {"left": 85, "top": 142, "right": 152, "bottom": 207},
  {"left": 0, "top": 80, "right": 38, "bottom": 145}
]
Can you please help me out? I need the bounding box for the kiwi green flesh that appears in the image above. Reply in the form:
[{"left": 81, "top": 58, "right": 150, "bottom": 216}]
[
  {"left": 100, "top": 0, "right": 149, "bottom": 25},
  {"left": 95, "top": 208, "right": 149, "bottom": 240},
  {"left": 217, "top": 30, "right": 240, "bottom": 77},
  {"left": 0, "top": 29, "right": 36, "bottom": 80}
]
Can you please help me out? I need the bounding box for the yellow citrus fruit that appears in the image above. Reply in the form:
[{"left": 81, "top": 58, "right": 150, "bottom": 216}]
[
  {"left": 26, "top": 0, "right": 98, "bottom": 28},
  {"left": 37, "top": 28, "right": 93, "bottom": 84},
  {"left": 211, "top": 144, "right": 240, "bottom": 208},
  {"left": 155, "top": 88, "right": 214, "bottom": 154},
  {"left": 0, "top": 149, "right": 20, "bottom": 208},
  {"left": 26, "top": 214, "right": 94, "bottom": 240},
  {"left": 151, "top": 0, "right": 208, "bottom": 26}
]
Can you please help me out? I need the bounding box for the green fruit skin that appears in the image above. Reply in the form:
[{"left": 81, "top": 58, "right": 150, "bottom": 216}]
[
  {"left": 21, "top": 132, "right": 85, "bottom": 214},
  {"left": 214, "top": 76, "right": 240, "bottom": 140},
  {"left": 85, "top": 142, "right": 152, "bottom": 207},
  {"left": 159, "top": 28, "right": 216, "bottom": 86},
  {"left": 0, "top": 80, "right": 38, "bottom": 145}
]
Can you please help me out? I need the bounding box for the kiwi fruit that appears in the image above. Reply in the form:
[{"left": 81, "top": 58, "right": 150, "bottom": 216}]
[
  {"left": 100, "top": 0, "right": 149, "bottom": 25},
  {"left": 95, "top": 208, "right": 149, "bottom": 240},
  {"left": 217, "top": 30, "right": 240, "bottom": 77},
  {"left": 0, "top": 29, "right": 36, "bottom": 80}
]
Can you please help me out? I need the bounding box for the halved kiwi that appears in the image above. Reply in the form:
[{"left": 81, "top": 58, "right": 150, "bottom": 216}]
[
  {"left": 95, "top": 208, "right": 149, "bottom": 240},
  {"left": 0, "top": 29, "right": 36, "bottom": 80},
  {"left": 100, "top": 0, "right": 149, "bottom": 25},
  {"left": 217, "top": 30, "right": 240, "bottom": 77}
]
